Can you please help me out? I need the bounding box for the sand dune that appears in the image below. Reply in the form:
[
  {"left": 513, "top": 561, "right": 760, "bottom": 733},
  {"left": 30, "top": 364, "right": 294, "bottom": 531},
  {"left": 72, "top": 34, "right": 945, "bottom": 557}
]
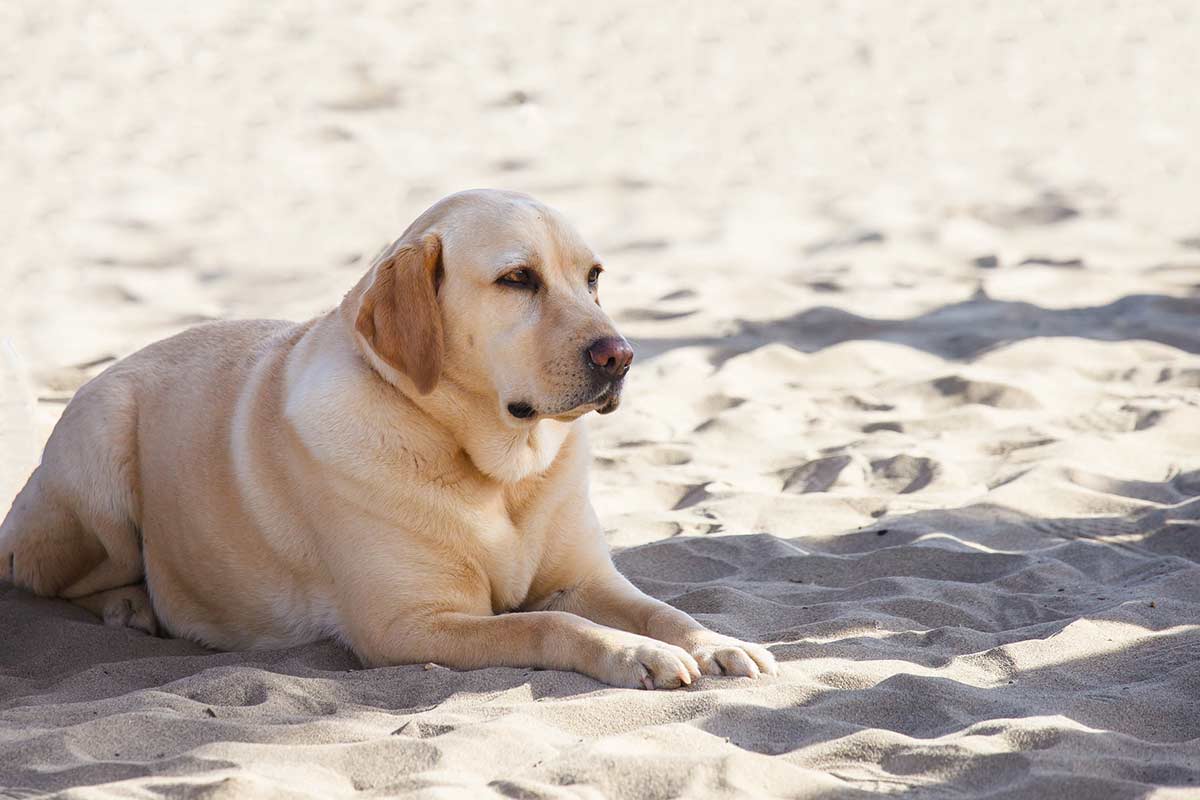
[{"left": 4, "top": 2, "right": 1200, "bottom": 798}]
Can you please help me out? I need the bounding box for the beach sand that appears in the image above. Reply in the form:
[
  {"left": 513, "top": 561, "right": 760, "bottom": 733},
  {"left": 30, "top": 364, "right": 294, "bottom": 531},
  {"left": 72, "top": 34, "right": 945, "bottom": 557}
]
[{"left": 3, "top": 3, "right": 1200, "bottom": 797}]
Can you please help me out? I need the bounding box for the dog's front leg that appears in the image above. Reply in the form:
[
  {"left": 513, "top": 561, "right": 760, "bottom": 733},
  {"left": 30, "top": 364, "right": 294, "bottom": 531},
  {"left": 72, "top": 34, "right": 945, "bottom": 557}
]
[
  {"left": 551, "top": 566, "right": 778, "bottom": 679},
  {"left": 346, "top": 608, "right": 701, "bottom": 690}
]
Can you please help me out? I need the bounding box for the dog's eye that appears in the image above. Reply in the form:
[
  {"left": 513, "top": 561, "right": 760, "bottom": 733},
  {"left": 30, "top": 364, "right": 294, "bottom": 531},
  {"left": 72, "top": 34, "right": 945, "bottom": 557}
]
[
  {"left": 587, "top": 266, "right": 602, "bottom": 288},
  {"left": 498, "top": 268, "right": 534, "bottom": 289}
]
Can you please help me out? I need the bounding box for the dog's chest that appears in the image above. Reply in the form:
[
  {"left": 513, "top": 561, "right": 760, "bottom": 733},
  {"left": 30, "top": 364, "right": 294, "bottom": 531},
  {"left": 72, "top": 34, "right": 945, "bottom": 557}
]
[
  {"left": 474, "top": 514, "right": 541, "bottom": 613},
  {"left": 460, "top": 428, "right": 585, "bottom": 613}
]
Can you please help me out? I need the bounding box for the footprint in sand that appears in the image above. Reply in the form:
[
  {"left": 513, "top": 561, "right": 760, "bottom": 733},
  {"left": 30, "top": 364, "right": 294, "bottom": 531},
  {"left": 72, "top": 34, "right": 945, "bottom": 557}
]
[
  {"left": 672, "top": 483, "right": 711, "bottom": 510},
  {"left": 1152, "top": 366, "right": 1200, "bottom": 387},
  {"left": 643, "top": 447, "right": 693, "bottom": 466},
  {"left": 695, "top": 393, "right": 746, "bottom": 417},
  {"left": 974, "top": 194, "right": 1080, "bottom": 227},
  {"left": 1066, "top": 404, "right": 1165, "bottom": 434},
  {"left": 927, "top": 375, "right": 1040, "bottom": 410},
  {"left": 393, "top": 721, "right": 457, "bottom": 739},
  {"left": 869, "top": 454, "right": 939, "bottom": 494},
  {"left": 780, "top": 455, "right": 856, "bottom": 494}
]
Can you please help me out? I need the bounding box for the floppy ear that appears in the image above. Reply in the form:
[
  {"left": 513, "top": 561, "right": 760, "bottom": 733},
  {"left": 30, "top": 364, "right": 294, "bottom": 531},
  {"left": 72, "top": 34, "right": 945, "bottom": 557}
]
[{"left": 354, "top": 233, "right": 444, "bottom": 394}]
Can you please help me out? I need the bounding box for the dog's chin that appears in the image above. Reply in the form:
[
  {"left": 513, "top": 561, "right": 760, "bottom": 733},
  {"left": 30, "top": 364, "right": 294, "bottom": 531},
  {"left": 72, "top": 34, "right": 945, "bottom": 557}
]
[
  {"left": 550, "top": 395, "right": 621, "bottom": 422},
  {"left": 570, "top": 384, "right": 624, "bottom": 419},
  {"left": 594, "top": 392, "right": 622, "bottom": 415},
  {"left": 512, "top": 383, "right": 624, "bottom": 424}
]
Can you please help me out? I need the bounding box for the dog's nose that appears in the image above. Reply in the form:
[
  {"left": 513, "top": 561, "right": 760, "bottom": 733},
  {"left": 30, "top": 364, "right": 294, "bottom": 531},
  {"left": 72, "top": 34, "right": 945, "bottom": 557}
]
[{"left": 586, "top": 337, "right": 634, "bottom": 379}]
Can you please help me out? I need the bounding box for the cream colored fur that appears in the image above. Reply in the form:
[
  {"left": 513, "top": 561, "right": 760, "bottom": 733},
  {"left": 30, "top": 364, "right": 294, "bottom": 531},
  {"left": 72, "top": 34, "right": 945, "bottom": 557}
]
[{"left": 0, "top": 190, "right": 775, "bottom": 689}]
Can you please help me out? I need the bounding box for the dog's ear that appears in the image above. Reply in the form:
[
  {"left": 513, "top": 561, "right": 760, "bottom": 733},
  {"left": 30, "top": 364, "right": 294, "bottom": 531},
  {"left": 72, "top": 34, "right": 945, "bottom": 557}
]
[{"left": 355, "top": 233, "right": 444, "bottom": 394}]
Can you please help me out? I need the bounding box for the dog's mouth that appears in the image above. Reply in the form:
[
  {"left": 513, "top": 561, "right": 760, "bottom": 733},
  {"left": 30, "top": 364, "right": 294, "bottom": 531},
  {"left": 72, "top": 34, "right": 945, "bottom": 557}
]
[
  {"left": 592, "top": 384, "right": 622, "bottom": 415},
  {"left": 507, "top": 379, "right": 624, "bottom": 422}
]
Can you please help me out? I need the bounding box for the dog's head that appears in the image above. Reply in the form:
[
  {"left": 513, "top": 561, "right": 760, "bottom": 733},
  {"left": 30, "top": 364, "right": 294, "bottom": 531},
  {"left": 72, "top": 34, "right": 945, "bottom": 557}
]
[{"left": 354, "top": 189, "right": 632, "bottom": 424}]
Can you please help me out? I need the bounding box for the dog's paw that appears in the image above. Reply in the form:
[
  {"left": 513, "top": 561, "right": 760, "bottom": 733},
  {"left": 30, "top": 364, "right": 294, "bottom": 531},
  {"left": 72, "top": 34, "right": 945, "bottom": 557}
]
[
  {"left": 104, "top": 596, "right": 158, "bottom": 636},
  {"left": 688, "top": 635, "right": 777, "bottom": 678},
  {"left": 600, "top": 635, "right": 702, "bottom": 689},
  {"left": 79, "top": 584, "right": 159, "bottom": 636}
]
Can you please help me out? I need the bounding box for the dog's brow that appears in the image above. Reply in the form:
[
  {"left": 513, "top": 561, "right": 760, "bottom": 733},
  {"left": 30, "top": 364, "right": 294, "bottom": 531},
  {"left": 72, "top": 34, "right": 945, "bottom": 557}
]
[{"left": 492, "top": 249, "right": 539, "bottom": 275}]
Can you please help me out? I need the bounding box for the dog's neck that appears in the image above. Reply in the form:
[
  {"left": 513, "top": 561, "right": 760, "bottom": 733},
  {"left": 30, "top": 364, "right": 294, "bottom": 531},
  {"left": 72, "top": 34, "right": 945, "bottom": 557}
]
[{"left": 332, "top": 296, "right": 571, "bottom": 484}]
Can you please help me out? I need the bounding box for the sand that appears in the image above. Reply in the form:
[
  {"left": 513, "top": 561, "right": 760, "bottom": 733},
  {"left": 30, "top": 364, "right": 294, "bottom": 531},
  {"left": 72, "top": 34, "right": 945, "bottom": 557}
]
[{"left": 4, "top": 2, "right": 1200, "bottom": 798}]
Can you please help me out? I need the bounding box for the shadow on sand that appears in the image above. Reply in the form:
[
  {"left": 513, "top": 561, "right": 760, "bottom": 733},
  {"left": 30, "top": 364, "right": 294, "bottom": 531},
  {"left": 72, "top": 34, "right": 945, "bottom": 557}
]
[
  {"left": 672, "top": 473, "right": 1200, "bottom": 798},
  {"left": 632, "top": 293, "right": 1200, "bottom": 365}
]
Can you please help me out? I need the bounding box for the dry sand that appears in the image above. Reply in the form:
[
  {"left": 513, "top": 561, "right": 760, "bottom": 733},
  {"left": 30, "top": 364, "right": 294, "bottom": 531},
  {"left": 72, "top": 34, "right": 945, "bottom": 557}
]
[{"left": 4, "top": 2, "right": 1200, "bottom": 798}]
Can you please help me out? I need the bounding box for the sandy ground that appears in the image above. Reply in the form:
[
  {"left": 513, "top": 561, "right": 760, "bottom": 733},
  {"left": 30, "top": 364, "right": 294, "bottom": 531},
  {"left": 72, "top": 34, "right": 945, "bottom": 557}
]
[{"left": 4, "top": 2, "right": 1200, "bottom": 798}]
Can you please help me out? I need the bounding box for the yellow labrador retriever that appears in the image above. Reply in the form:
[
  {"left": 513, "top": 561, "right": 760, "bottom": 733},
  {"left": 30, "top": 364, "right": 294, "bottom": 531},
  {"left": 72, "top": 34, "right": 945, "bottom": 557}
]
[{"left": 0, "top": 189, "right": 776, "bottom": 689}]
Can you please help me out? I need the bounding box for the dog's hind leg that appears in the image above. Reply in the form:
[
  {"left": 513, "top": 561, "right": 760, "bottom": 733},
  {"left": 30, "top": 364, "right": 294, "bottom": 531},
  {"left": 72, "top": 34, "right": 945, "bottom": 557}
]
[
  {"left": 1, "top": 379, "right": 145, "bottom": 601},
  {"left": 2, "top": 465, "right": 152, "bottom": 635},
  {"left": 0, "top": 468, "right": 107, "bottom": 595},
  {"left": 1, "top": 468, "right": 144, "bottom": 598}
]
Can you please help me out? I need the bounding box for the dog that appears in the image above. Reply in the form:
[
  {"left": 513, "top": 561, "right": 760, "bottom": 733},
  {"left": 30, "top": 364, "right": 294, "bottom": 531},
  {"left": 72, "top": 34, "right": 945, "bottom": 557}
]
[{"left": 0, "top": 189, "right": 776, "bottom": 689}]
